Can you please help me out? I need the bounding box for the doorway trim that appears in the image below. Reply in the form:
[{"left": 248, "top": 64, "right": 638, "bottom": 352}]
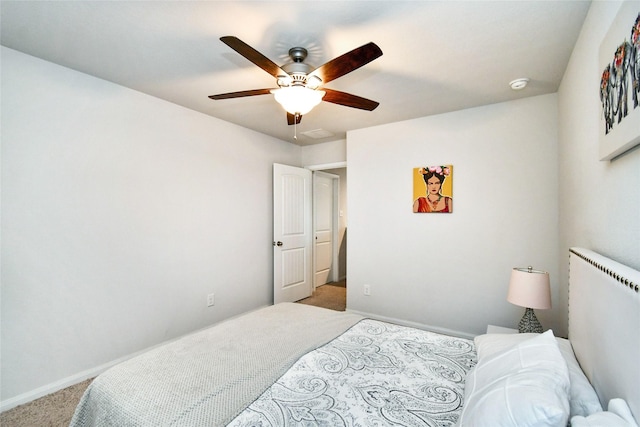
[{"left": 306, "top": 161, "right": 347, "bottom": 171}]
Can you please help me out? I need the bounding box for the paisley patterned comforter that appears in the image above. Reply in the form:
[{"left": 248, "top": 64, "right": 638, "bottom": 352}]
[{"left": 228, "top": 319, "right": 477, "bottom": 427}]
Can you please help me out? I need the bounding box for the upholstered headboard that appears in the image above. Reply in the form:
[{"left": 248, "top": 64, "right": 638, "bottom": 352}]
[{"left": 568, "top": 248, "right": 640, "bottom": 421}]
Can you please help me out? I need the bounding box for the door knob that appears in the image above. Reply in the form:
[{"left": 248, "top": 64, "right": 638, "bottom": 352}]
[{"left": 273, "top": 241, "right": 283, "bottom": 247}]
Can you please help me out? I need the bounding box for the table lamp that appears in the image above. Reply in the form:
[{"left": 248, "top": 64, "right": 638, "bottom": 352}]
[{"left": 507, "top": 266, "right": 551, "bottom": 333}]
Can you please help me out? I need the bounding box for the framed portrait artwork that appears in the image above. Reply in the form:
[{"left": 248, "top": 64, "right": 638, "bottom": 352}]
[
  {"left": 598, "top": 5, "right": 640, "bottom": 160},
  {"left": 413, "top": 165, "right": 453, "bottom": 213}
]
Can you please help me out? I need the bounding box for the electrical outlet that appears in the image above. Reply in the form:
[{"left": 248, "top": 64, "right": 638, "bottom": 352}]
[
  {"left": 207, "top": 293, "right": 215, "bottom": 307},
  {"left": 363, "top": 284, "right": 371, "bottom": 296}
]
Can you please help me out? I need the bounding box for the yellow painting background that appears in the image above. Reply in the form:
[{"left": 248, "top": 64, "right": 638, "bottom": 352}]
[{"left": 413, "top": 165, "right": 453, "bottom": 201}]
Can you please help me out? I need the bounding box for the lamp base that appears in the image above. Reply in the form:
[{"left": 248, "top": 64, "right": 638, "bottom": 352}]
[{"left": 518, "top": 307, "right": 543, "bottom": 333}]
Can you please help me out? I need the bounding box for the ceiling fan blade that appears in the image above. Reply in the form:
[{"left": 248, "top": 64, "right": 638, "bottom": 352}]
[
  {"left": 220, "top": 36, "right": 287, "bottom": 78},
  {"left": 309, "top": 42, "right": 382, "bottom": 84},
  {"left": 208, "top": 88, "right": 276, "bottom": 100},
  {"left": 287, "top": 113, "right": 302, "bottom": 125},
  {"left": 322, "top": 88, "right": 379, "bottom": 111}
]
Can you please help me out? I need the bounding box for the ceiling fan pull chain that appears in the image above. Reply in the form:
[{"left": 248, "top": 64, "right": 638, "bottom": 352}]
[{"left": 294, "top": 113, "right": 298, "bottom": 140}]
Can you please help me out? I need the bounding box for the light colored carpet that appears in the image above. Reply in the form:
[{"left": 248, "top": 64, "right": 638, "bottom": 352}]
[
  {"left": 0, "top": 281, "right": 347, "bottom": 426},
  {"left": 296, "top": 280, "right": 347, "bottom": 312},
  {"left": 0, "top": 378, "right": 93, "bottom": 427}
]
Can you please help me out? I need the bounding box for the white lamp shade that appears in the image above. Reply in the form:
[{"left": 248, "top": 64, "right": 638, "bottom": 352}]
[
  {"left": 507, "top": 267, "right": 551, "bottom": 310},
  {"left": 271, "top": 86, "right": 325, "bottom": 115}
]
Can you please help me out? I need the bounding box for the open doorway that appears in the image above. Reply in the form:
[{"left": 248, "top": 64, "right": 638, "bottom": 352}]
[
  {"left": 319, "top": 167, "right": 347, "bottom": 286},
  {"left": 297, "top": 165, "right": 347, "bottom": 311}
]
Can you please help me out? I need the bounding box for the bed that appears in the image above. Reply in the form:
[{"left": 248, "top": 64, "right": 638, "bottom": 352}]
[{"left": 70, "top": 247, "right": 640, "bottom": 426}]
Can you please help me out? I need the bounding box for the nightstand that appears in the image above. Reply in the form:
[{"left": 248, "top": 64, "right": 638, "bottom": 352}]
[{"left": 486, "top": 325, "right": 518, "bottom": 334}]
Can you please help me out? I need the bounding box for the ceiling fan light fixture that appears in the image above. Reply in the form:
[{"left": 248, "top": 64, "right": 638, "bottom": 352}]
[
  {"left": 306, "top": 75, "right": 322, "bottom": 89},
  {"left": 277, "top": 75, "right": 293, "bottom": 87},
  {"left": 271, "top": 86, "right": 325, "bottom": 115}
]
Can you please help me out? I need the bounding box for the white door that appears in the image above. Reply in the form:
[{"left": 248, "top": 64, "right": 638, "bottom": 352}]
[
  {"left": 273, "top": 163, "right": 313, "bottom": 304},
  {"left": 313, "top": 172, "right": 337, "bottom": 287}
]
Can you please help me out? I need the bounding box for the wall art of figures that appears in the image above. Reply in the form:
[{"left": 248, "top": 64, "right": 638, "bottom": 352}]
[
  {"left": 599, "top": 5, "right": 640, "bottom": 160},
  {"left": 413, "top": 165, "right": 453, "bottom": 213}
]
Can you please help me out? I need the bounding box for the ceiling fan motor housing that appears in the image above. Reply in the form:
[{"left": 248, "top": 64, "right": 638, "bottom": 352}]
[{"left": 281, "top": 60, "right": 314, "bottom": 87}]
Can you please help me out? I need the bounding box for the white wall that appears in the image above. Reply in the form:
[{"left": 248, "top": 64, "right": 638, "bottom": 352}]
[
  {"left": 0, "top": 47, "right": 301, "bottom": 406},
  {"left": 301, "top": 139, "right": 346, "bottom": 167},
  {"left": 347, "top": 94, "right": 560, "bottom": 337},
  {"left": 558, "top": 0, "right": 640, "bottom": 310}
]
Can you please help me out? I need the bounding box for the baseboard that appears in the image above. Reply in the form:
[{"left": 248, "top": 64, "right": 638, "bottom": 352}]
[
  {"left": 1, "top": 356, "right": 122, "bottom": 413},
  {"left": 345, "top": 309, "right": 475, "bottom": 340}
]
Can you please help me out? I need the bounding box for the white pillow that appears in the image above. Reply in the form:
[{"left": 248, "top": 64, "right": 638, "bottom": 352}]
[
  {"left": 474, "top": 332, "right": 603, "bottom": 418},
  {"left": 571, "top": 399, "right": 639, "bottom": 427},
  {"left": 458, "top": 330, "right": 570, "bottom": 427}
]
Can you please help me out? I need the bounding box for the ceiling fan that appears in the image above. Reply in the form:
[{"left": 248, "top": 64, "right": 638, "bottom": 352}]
[{"left": 209, "top": 36, "right": 383, "bottom": 126}]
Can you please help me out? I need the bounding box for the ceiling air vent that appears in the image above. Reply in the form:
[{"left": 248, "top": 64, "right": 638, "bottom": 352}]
[{"left": 301, "top": 129, "right": 334, "bottom": 139}]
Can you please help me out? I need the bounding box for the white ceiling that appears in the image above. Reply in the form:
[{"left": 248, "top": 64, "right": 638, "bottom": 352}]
[{"left": 0, "top": 1, "right": 591, "bottom": 145}]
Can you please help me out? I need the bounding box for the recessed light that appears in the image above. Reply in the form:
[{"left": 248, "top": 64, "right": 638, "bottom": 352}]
[{"left": 509, "top": 78, "right": 530, "bottom": 90}]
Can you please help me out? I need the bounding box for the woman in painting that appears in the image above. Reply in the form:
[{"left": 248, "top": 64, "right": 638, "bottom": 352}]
[{"left": 413, "top": 166, "right": 453, "bottom": 213}]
